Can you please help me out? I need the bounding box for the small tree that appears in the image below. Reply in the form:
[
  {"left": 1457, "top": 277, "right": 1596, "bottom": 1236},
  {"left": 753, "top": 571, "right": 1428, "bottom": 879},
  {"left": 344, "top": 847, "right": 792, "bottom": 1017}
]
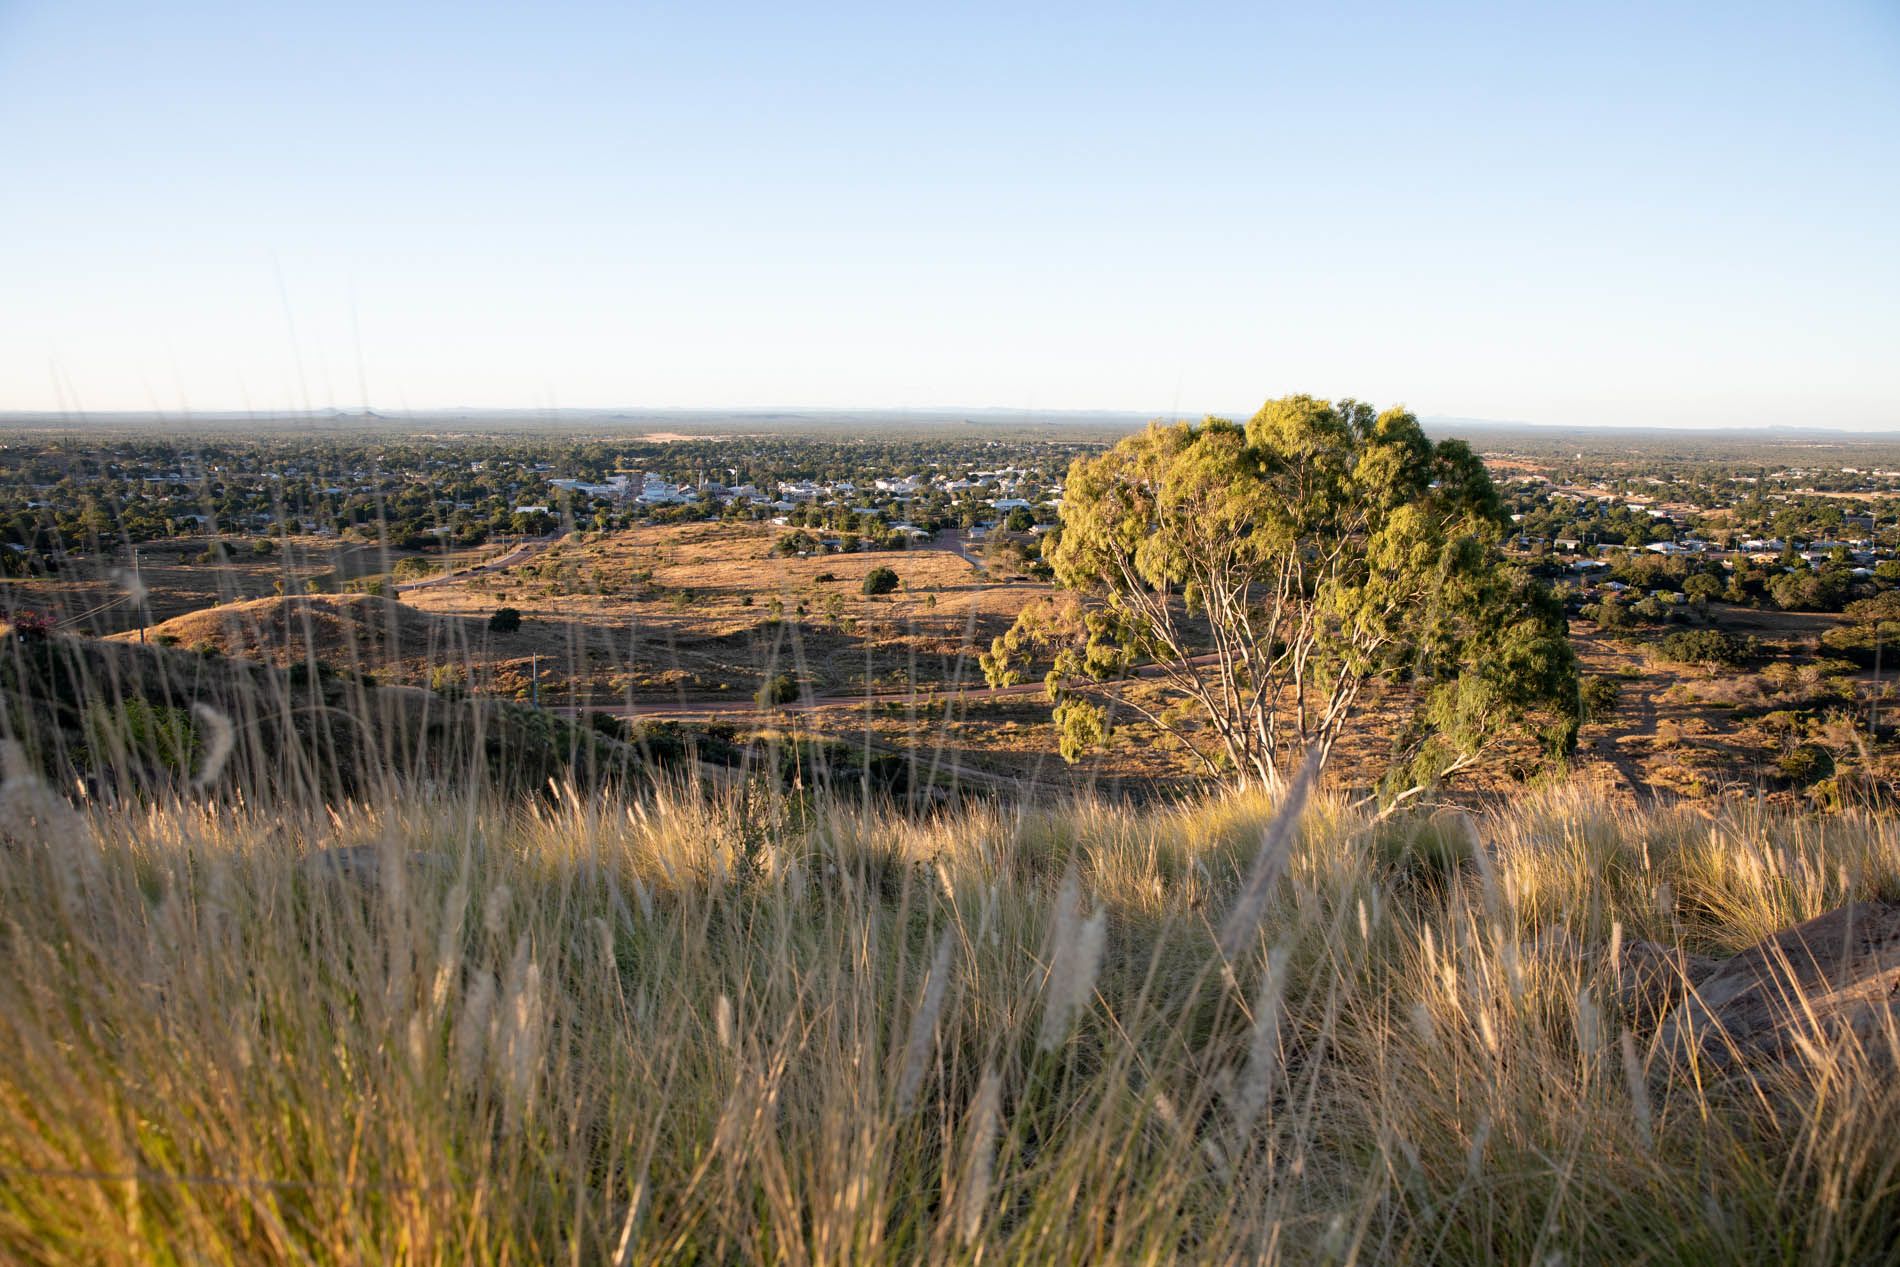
[
  {"left": 1580, "top": 675, "right": 1621, "bottom": 722},
  {"left": 861, "top": 566, "right": 899, "bottom": 596},
  {"left": 983, "top": 395, "right": 1578, "bottom": 794},
  {"left": 1654, "top": 628, "right": 1746, "bottom": 668},
  {"left": 756, "top": 671, "right": 800, "bottom": 708},
  {"left": 489, "top": 606, "right": 523, "bottom": 634},
  {"left": 1682, "top": 573, "right": 1724, "bottom": 604}
]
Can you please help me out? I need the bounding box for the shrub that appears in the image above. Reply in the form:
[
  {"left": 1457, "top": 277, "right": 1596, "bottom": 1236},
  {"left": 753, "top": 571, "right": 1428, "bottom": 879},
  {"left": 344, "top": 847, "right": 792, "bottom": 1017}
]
[
  {"left": 1683, "top": 573, "right": 1724, "bottom": 603},
  {"left": 7, "top": 609, "right": 54, "bottom": 642},
  {"left": 771, "top": 531, "right": 817, "bottom": 557},
  {"left": 1655, "top": 628, "right": 1747, "bottom": 668},
  {"left": 756, "top": 671, "right": 800, "bottom": 707},
  {"left": 861, "top": 566, "right": 899, "bottom": 596},
  {"left": 489, "top": 607, "right": 523, "bottom": 634},
  {"left": 813, "top": 572, "right": 836, "bottom": 584},
  {"left": 1777, "top": 742, "right": 1834, "bottom": 786},
  {"left": 1580, "top": 675, "right": 1621, "bottom": 721},
  {"left": 1584, "top": 599, "right": 1628, "bottom": 629}
]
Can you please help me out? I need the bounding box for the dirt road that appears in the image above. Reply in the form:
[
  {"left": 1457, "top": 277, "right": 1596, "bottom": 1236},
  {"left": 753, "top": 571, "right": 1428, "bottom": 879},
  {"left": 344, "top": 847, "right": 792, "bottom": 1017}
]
[{"left": 397, "top": 536, "right": 558, "bottom": 593}]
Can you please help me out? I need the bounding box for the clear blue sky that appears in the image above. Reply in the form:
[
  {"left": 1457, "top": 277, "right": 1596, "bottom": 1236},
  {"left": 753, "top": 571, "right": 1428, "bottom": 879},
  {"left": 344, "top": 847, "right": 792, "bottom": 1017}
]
[{"left": 2, "top": 1, "right": 1896, "bottom": 426}]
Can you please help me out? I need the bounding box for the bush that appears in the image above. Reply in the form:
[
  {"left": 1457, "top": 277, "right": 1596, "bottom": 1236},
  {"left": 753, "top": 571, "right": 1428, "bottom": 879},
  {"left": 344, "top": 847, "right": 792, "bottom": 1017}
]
[
  {"left": 392, "top": 557, "right": 440, "bottom": 581},
  {"left": 861, "top": 566, "right": 899, "bottom": 596},
  {"left": 489, "top": 607, "right": 523, "bottom": 634},
  {"left": 771, "top": 531, "right": 817, "bottom": 558},
  {"left": 1777, "top": 743, "right": 1835, "bottom": 786},
  {"left": 813, "top": 572, "right": 836, "bottom": 584},
  {"left": 1655, "top": 628, "right": 1747, "bottom": 668},
  {"left": 7, "top": 609, "right": 54, "bottom": 643},
  {"left": 756, "top": 672, "right": 801, "bottom": 708},
  {"left": 1580, "top": 675, "right": 1621, "bottom": 722},
  {"left": 1583, "top": 599, "right": 1628, "bottom": 629},
  {"left": 1682, "top": 573, "right": 1724, "bottom": 603},
  {"left": 585, "top": 712, "right": 630, "bottom": 742}
]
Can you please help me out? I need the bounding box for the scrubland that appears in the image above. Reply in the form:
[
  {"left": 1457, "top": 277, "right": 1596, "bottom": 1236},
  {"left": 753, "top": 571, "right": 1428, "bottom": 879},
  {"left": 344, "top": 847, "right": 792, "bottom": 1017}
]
[{"left": 3, "top": 755, "right": 1899, "bottom": 1264}]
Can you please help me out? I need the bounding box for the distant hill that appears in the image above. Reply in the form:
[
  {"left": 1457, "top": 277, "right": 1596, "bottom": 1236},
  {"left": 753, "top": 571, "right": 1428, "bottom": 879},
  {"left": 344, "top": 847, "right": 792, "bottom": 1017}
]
[{"left": 117, "top": 592, "right": 480, "bottom": 671}]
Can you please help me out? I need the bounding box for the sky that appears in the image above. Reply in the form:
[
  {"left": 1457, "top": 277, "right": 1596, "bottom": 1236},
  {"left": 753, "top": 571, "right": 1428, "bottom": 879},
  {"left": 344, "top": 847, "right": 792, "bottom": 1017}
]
[{"left": 1, "top": 1, "right": 1896, "bottom": 427}]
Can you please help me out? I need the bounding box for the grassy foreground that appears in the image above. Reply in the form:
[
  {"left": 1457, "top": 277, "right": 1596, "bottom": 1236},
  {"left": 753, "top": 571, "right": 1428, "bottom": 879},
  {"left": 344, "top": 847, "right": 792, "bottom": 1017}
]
[{"left": 2, "top": 768, "right": 1899, "bottom": 1264}]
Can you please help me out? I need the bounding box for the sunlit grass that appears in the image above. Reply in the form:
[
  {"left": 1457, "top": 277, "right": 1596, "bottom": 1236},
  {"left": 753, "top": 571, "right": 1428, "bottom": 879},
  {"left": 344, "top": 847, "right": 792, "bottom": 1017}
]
[{"left": 3, "top": 771, "right": 1899, "bottom": 1263}]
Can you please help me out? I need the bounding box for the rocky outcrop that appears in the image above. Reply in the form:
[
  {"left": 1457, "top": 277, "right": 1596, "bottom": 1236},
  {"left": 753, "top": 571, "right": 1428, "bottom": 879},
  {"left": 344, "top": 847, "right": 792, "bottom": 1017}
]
[
  {"left": 1613, "top": 937, "right": 1718, "bottom": 1029},
  {"left": 1658, "top": 900, "right": 1900, "bottom": 1071}
]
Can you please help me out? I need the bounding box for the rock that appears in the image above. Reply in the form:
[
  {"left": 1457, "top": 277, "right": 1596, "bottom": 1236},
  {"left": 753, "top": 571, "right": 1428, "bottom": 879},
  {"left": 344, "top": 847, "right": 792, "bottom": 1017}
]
[
  {"left": 1613, "top": 938, "right": 1719, "bottom": 1028},
  {"left": 1659, "top": 900, "right": 1900, "bottom": 1072}
]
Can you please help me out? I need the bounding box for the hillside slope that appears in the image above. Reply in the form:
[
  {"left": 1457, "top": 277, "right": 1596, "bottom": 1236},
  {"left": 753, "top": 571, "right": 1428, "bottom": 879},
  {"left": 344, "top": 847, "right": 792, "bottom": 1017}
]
[{"left": 3, "top": 629, "right": 651, "bottom": 801}]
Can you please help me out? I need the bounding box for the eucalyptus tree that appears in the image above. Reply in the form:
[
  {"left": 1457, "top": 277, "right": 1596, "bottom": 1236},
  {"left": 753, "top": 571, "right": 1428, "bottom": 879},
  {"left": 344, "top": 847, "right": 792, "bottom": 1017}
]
[{"left": 981, "top": 395, "right": 1578, "bottom": 796}]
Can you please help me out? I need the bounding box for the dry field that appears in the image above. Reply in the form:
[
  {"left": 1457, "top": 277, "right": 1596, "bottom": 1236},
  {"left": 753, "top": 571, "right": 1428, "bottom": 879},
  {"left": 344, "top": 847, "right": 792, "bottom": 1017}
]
[
  {"left": 2, "top": 536, "right": 503, "bottom": 639},
  {"left": 1568, "top": 605, "right": 1891, "bottom": 807},
  {"left": 53, "top": 521, "right": 1891, "bottom": 806},
  {"left": 399, "top": 521, "right": 1047, "bottom": 703}
]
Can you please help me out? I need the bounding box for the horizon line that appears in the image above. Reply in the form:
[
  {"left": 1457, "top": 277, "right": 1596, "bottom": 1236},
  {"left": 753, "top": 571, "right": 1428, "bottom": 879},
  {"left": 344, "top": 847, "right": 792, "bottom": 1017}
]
[{"left": 3, "top": 404, "right": 1900, "bottom": 436}]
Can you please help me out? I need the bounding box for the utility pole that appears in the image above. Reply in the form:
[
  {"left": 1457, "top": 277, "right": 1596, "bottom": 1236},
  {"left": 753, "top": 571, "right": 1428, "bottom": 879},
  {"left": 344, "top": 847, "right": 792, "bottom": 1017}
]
[{"left": 133, "top": 546, "right": 144, "bottom": 643}]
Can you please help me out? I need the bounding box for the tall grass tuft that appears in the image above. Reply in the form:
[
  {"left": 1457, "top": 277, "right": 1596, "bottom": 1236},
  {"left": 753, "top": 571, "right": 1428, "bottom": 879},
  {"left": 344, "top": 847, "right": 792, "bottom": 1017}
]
[{"left": 3, "top": 758, "right": 1900, "bottom": 1260}]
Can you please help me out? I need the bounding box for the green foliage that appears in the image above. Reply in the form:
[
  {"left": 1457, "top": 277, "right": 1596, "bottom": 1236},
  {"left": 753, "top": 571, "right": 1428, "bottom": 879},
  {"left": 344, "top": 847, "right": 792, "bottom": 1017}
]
[
  {"left": 1821, "top": 605, "right": 1900, "bottom": 667},
  {"left": 83, "top": 697, "right": 200, "bottom": 776},
  {"left": 1777, "top": 743, "right": 1835, "bottom": 786},
  {"left": 391, "top": 556, "right": 440, "bottom": 581},
  {"left": 1580, "top": 675, "right": 1622, "bottom": 722},
  {"left": 860, "top": 566, "right": 899, "bottom": 596},
  {"left": 1016, "top": 395, "right": 1578, "bottom": 790},
  {"left": 1654, "top": 628, "right": 1748, "bottom": 668},
  {"left": 1683, "top": 572, "right": 1724, "bottom": 603},
  {"left": 756, "top": 671, "right": 801, "bottom": 708},
  {"left": 488, "top": 606, "right": 523, "bottom": 634},
  {"left": 1053, "top": 696, "right": 1109, "bottom": 763},
  {"left": 772, "top": 530, "right": 818, "bottom": 558},
  {"left": 1767, "top": 568, "right": 1850, "bottom": 612}
]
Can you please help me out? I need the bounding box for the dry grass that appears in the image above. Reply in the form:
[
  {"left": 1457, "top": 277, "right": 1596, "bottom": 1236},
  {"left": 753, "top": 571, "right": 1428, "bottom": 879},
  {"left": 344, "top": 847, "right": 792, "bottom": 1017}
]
[
  {"left": 400, "top": 523, "right": 1044, "bottom": 700},
  {"left": 3, "top": 758, "right": 1900, "bottom": 1262},
  {"left": 0, "top": 536, "right": 416, "bottom": 637}
]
